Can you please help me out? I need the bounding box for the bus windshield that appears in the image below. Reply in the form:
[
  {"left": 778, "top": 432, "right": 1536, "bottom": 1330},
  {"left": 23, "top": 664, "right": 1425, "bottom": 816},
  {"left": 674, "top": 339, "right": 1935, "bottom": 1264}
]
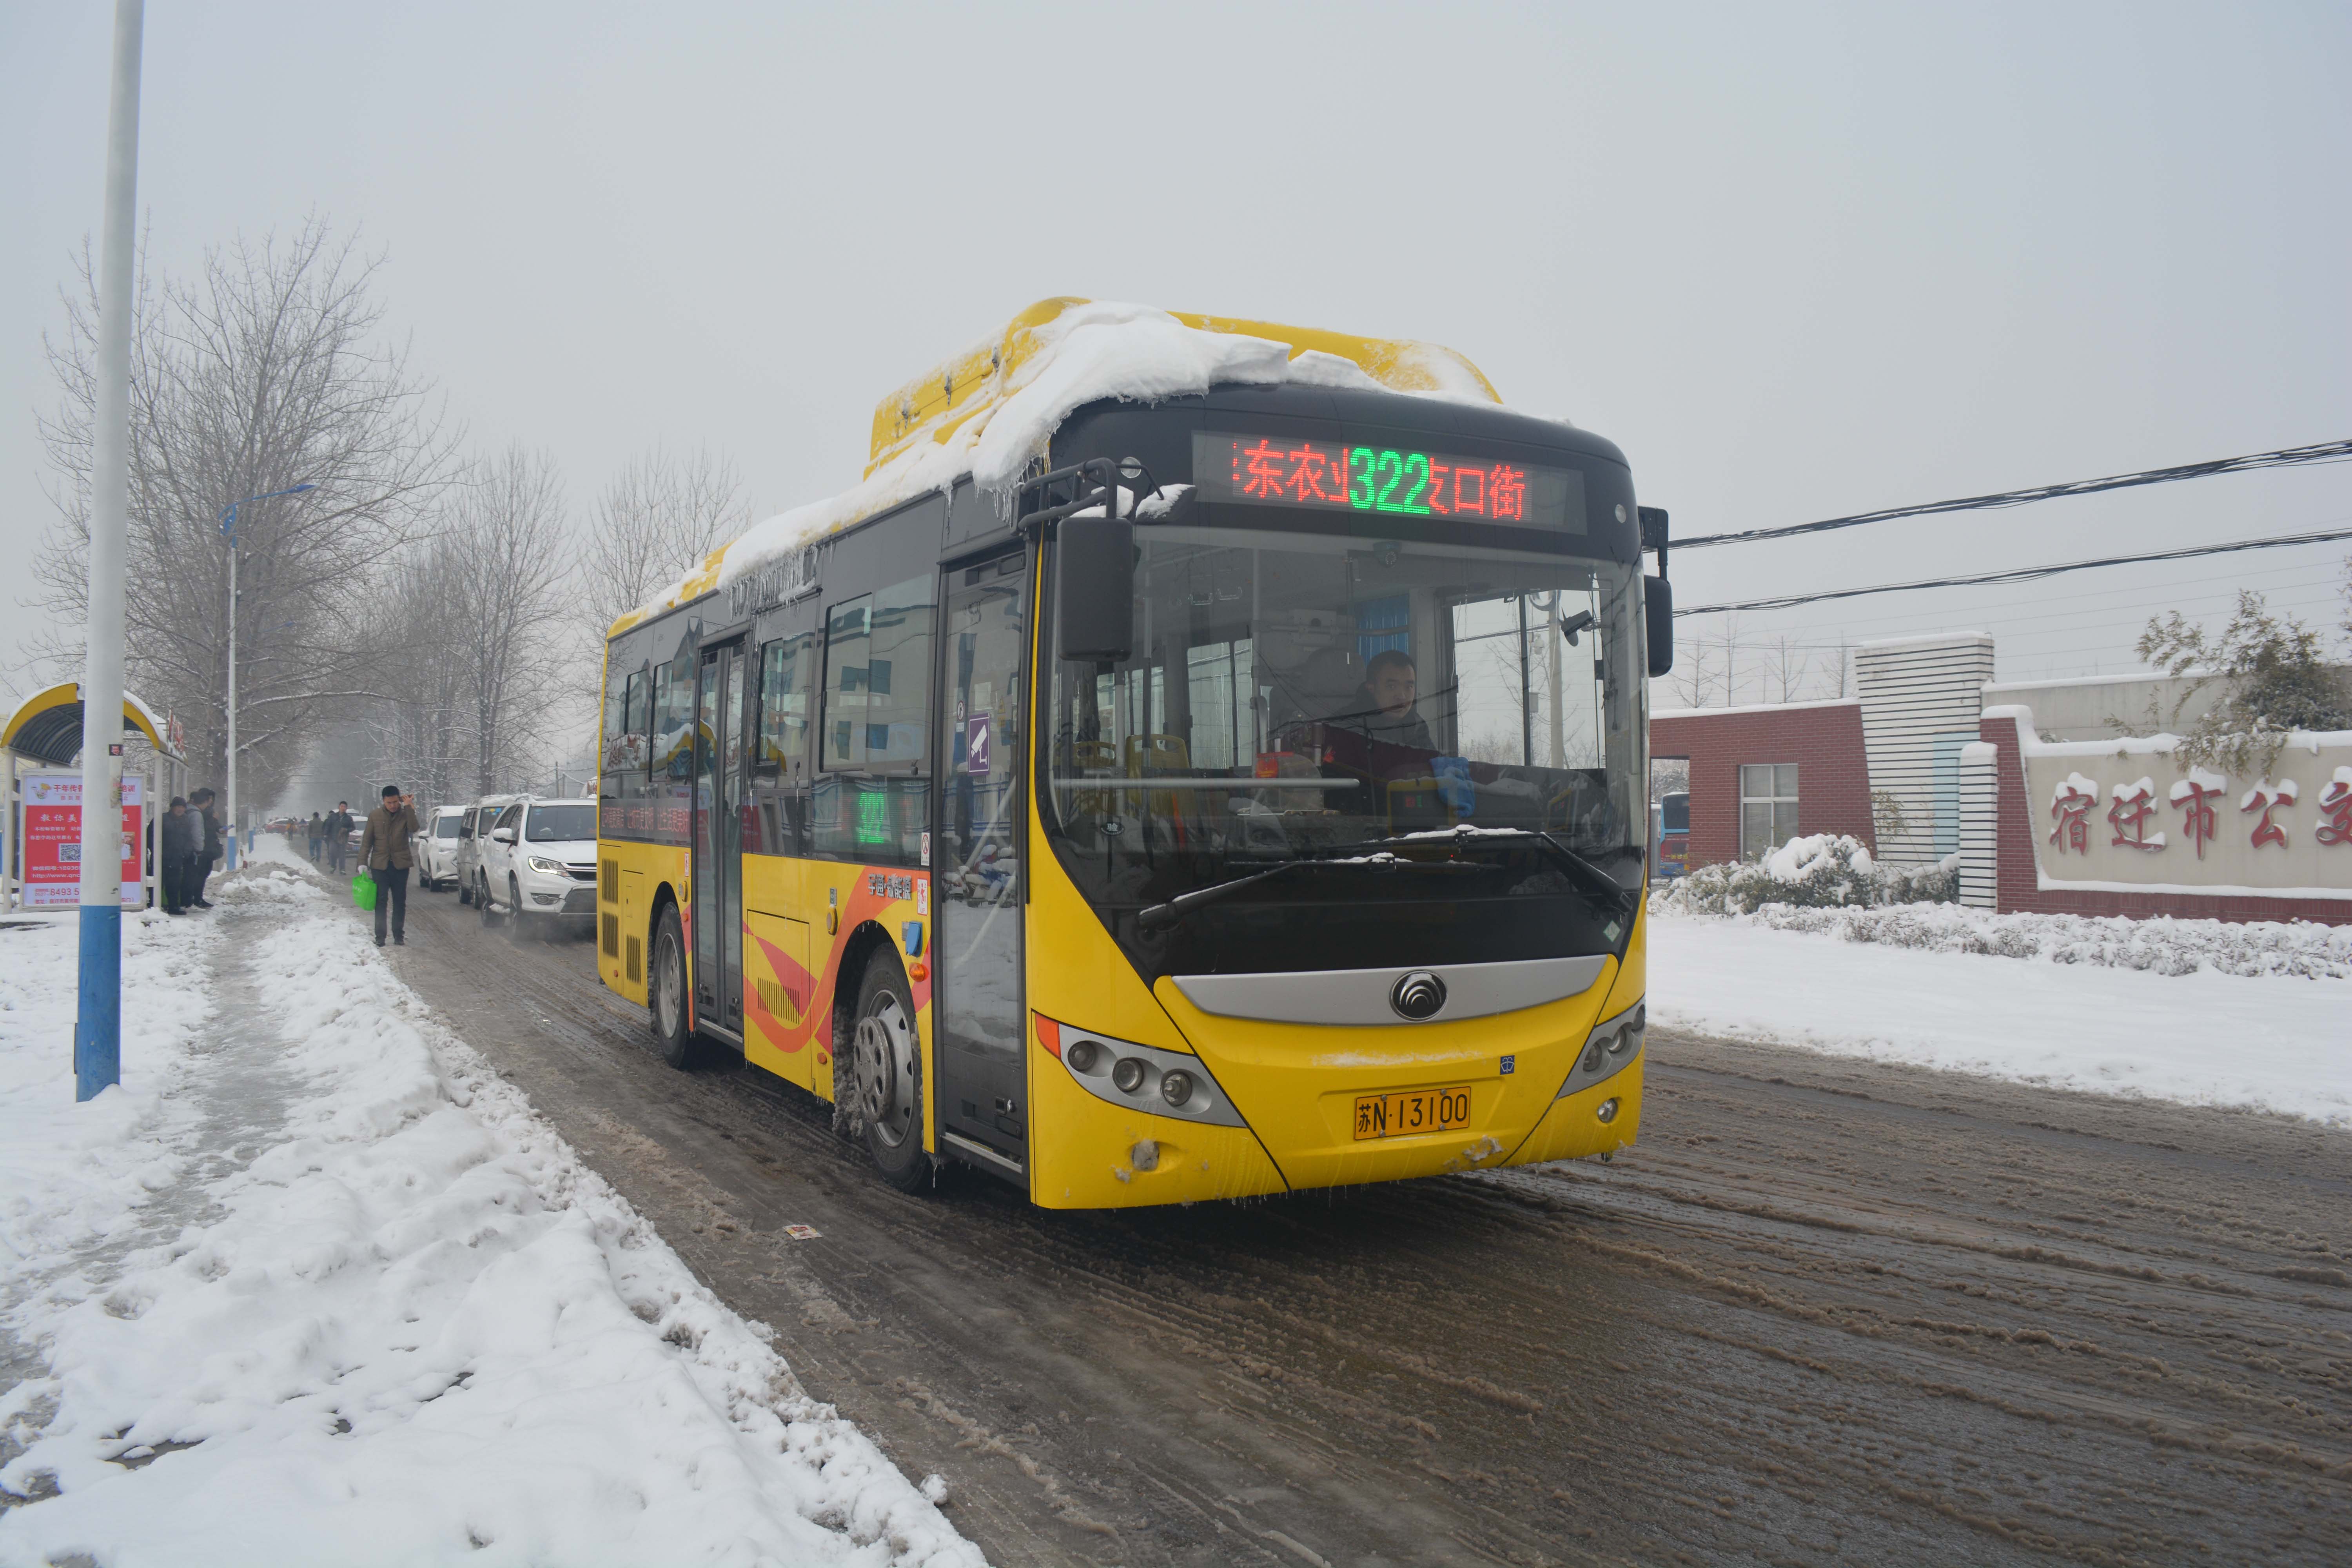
[{"left": 1044, "top": 525, "right": 1646, "bottom": 978}]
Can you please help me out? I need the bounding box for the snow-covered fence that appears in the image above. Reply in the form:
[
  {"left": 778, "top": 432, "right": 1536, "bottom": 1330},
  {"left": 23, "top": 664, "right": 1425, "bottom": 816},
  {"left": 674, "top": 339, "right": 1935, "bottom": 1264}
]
[{"left": 1650, "top": 833, "right": 1957, "bottom": 916}]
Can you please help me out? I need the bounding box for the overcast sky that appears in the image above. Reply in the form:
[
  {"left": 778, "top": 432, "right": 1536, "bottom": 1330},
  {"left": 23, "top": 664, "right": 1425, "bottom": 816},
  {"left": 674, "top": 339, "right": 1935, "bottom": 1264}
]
[{"left": 6, "top": 1, "right": 2349, "bottom": 726}]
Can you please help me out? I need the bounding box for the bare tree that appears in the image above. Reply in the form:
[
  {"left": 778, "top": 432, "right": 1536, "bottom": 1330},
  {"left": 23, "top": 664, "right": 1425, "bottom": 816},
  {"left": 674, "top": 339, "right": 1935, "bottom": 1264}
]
[
  {"left": 579, "top": 446, "right": 749, "bottom": 637},
  {"left": 1669, "top": 635, "right": 1720, "bottom": 709},
  {"left": 32, "top": 218, "right": 459, "bottom": 804},
  {"left": 356, "top": 448, "right": 574, "bottom": 800},
  {"left": 1762, "top": 634, "right": 1809, "bottom": 703}
]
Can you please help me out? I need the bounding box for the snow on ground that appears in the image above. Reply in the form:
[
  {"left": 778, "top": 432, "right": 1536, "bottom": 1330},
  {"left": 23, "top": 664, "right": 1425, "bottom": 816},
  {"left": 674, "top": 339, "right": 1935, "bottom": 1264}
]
[
  {"left": 2, "top": 840, "right": 983, "bottom": 1567},
  {"left": 1, "top": 903, "right": 218, "bottom": 1309},
  {"left": 1647, "top": 906, "right": 2352, "bottom": 1127}
]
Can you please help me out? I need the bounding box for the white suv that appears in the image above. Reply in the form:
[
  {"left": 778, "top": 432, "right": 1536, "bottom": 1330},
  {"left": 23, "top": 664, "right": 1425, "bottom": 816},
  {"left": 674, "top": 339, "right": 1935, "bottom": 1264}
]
[
  {"left": 477, "top": 797, "right": 599, "bottom": 939},
  {"left": 412, "top": 806, "right": 467, "bottom": 890}
]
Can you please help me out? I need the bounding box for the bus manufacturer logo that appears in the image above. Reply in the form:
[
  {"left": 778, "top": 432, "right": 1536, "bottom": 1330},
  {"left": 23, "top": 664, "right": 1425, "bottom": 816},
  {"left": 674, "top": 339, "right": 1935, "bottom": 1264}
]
[{"left": 1389, "top": 971, "right": 1447, "bottom": 1021}]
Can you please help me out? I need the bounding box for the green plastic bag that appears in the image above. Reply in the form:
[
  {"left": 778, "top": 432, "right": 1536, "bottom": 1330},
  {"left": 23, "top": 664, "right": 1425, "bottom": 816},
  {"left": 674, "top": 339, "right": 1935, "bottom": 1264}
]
[{"left": 351, "top": 871, "right": 377, "bottom": 912}]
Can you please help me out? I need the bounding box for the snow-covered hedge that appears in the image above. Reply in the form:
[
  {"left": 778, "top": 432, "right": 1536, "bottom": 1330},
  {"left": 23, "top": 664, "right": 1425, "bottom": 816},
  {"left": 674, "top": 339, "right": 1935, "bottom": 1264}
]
[
  {"left": 1655, "top": 895, "right": 2352, "bottom": 980},
  {"left": 1652, "top": 834, "right": 1957, "bottom": 915}
]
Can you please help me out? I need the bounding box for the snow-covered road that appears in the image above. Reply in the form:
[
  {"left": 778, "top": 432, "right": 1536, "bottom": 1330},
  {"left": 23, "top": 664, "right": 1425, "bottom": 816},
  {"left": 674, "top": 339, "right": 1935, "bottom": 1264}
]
[
  {"left": 1648, "top": 908, "right": 2352, "bottom": 1127},
  {"left": 1, "top": 845, "right": 981, "bottom": 1567}
]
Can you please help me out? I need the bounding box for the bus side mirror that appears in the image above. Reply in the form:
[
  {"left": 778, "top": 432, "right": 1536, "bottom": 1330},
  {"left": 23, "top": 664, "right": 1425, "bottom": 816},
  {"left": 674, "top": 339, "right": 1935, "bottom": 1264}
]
[
  {"left": 1645, "top": 576, "right": 1674, "bottom": 676},
  {"left": 1058, "top": 515, "right": 1134, "bottom": 662}
]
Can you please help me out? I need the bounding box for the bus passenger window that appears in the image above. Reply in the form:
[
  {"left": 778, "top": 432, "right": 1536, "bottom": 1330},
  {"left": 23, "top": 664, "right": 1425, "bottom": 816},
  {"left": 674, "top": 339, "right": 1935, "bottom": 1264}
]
[
  {"left": 755, "top": 629, "right": 814, "bottom": 855},
  {"left": 821, "top": 576, "right": 934, "bottom": 773}
]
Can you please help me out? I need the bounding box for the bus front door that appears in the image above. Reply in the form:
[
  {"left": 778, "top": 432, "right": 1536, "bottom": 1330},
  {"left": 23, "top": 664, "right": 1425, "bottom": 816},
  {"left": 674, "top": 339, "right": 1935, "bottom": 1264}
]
[
  {"left": 932, "top": 550, "right": 1029, "bottom": 1175},
  {"left": 693, "top": 639, "right": 747, "bottom": 1038}
]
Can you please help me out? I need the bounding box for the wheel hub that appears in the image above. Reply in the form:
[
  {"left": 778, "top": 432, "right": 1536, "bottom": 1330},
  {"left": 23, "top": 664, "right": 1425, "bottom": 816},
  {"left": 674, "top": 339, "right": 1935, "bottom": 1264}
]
[{"left": 854, "top": 995, "right": 916, "bottom": 1147}]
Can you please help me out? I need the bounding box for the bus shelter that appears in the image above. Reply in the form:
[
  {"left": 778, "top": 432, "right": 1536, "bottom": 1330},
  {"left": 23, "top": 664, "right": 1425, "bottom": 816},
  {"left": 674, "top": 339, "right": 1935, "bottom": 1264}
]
[{"left": 2, "top": 683, "right": 188, "bottom": 915}]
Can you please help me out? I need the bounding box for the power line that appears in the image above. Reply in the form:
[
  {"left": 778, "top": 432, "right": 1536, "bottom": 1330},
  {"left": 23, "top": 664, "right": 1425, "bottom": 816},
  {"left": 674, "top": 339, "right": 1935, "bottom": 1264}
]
[
  {"left": 1675, "top": 438, "right": 2352, "bottom": 551},
  {"left": 1675, "top": 523, "right": 2352, "bottom": 617}
]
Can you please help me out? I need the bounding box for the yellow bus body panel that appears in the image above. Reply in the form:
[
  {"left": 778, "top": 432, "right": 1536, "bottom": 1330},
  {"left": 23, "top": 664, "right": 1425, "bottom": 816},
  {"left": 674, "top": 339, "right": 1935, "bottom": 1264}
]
[{"left": 1152, "top": 966, "right": 1617, "bottom": 1191}]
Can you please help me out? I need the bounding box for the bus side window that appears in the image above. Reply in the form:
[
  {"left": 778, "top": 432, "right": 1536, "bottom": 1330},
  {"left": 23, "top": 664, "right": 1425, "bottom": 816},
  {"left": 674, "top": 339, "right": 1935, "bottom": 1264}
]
[
  {"left": 755, "top": 628, "right": 814, "bottom": 855},
  {"left": 816, "top": 573, "right": 934, "bottom": 866}
]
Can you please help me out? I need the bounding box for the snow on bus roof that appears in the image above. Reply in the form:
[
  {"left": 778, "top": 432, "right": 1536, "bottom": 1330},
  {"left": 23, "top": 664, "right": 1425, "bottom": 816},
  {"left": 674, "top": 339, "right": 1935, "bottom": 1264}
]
[{"left": 610, "top": 300, "right": 1537, "bottom": 635}]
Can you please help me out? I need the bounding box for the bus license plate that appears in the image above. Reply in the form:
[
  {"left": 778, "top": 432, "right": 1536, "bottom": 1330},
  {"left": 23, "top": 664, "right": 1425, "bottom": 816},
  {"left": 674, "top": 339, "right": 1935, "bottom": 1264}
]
[{"left": 1353, "top": 1085, "right": 1472, "bottom": 1141}]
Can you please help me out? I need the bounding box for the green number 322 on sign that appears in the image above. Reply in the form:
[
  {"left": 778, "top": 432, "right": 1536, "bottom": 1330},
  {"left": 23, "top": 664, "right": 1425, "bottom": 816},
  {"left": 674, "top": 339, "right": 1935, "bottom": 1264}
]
[{"left": 1349, "top": 447, "right": 1434, "bottom": 515}]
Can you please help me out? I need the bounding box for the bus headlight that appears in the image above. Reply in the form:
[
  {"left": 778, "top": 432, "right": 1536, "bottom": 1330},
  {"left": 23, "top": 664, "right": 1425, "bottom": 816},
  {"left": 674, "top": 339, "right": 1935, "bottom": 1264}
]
[
  {"left": 1037, "top": 1014, "right": 1248, "bottom": 1128},
  {"left": 1559, "top": 1000, "right": 1644, "bottom": 1099}
]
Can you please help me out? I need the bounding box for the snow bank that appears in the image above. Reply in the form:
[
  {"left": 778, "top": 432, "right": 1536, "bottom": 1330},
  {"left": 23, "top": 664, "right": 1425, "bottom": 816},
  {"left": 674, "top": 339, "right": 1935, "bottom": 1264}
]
[
  {"left": 1652, "top": 833, "right": 1958, "bottom": 915},
  {"left": 0, "top": 908, "right": 217, "bottom": 1300},
  {"left": 2, "top": 848, "right": 981, "bottom": 1566},
  {"left": 1646, "top": 908, "right": 2352, "bottom": 1126},
  {"left": 1682, "top": 900, "right": 2352, "bottom": 980}
]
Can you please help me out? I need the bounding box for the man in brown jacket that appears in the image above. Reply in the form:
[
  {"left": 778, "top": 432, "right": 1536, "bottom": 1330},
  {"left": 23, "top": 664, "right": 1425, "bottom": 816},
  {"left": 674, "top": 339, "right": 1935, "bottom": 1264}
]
[{"left": 360, "top": 783, "right": 421, "bottom": 947}]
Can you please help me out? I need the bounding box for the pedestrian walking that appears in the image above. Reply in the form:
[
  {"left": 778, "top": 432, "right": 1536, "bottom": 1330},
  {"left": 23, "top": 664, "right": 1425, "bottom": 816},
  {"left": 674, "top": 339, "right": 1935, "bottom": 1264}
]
[
  {"left": 307, "top": 811, "right": 325, "bottom": 864},
  {"left": 325, "top": 801, "right": 354, "bottom": 874},
  {"left": 159, "top": 795, "right": 200, "bottom": 914},
  {"left": 360, "top": 784, "right": 420, "bottom": 947},
  {"left": 187, "top": 788, "right": 223, "bottom": 909}
]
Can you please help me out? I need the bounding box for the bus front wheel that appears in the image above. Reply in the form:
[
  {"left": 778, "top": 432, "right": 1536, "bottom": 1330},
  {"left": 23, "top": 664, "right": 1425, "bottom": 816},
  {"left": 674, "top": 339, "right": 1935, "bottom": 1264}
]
[
  {"left": 851, "top": 959, "right": 929, "bottom": 1192},
  {"left": 651, "top": 904, "right": 697, "bottom": 1069}
]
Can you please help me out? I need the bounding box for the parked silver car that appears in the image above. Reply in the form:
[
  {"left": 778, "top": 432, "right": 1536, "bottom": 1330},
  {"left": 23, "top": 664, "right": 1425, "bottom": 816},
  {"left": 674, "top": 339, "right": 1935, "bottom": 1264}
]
[{"left": 454, "top": 793, "right": 521, "bottom": 907}]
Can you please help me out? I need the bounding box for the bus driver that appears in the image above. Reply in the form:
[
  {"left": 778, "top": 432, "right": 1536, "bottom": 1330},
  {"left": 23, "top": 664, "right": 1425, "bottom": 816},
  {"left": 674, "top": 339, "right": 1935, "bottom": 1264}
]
[{"left": 1337, "top": 648, "right": 1436, "bottom": 754}]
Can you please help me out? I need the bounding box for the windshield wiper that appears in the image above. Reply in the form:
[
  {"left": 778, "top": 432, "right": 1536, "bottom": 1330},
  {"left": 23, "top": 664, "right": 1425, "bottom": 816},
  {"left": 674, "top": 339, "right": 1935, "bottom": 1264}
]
[
  {"left": 1134, "top": 855, "right": 1483, "bottom": 931},
  {"left": 1308, "top": 828, "right": 1641, "bottom": 916}
]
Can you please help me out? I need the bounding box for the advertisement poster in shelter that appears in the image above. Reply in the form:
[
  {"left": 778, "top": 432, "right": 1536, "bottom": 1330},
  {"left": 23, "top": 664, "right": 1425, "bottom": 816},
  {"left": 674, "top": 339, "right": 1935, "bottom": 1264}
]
[{"left": 19, "top": 772, "right": 143, "bottom": 908}]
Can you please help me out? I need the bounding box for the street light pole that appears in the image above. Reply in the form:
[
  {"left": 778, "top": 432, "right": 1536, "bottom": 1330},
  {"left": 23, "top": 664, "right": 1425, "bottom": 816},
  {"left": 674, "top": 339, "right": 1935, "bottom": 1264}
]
[
  {"left": 218, "top": 484, "right": 314, "bottom": 869},
  {"left": 74, "top": 0, "right": 145, "bottom": 1103}
]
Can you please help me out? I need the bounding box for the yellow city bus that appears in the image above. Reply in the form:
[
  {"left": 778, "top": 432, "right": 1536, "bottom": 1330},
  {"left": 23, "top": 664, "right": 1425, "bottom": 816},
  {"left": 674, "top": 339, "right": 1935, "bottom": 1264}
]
[{"left": 595, "top": 301, "right": 1671, "bottom": 1208}]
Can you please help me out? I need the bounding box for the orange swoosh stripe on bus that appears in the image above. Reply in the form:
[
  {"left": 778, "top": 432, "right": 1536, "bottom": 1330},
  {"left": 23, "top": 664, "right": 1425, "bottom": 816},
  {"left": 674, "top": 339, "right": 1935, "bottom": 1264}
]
[{"left": 745, "top": 928, "right": 815, "bottom": 1052}]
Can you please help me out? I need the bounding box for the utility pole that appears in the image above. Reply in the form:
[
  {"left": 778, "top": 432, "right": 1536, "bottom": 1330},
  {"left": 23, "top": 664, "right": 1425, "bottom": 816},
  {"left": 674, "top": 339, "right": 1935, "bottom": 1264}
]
[{"left": 75, "top": 0, "right": 145, "bottom": 1103}]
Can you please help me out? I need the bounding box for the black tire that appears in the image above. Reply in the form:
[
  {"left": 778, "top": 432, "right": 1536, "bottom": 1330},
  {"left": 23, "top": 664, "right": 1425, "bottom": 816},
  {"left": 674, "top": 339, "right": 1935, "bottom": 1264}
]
[
  {"left": 477, "top": 871, "right": 502, "bottom": 928},
  {"left": 850, "top": 957, "right": 930, "bottom": 1192},
  {"left": 505, "top": 877, "right": 531, "bottom": 943},
  {"left": 650, "top": 902, "right": 698, "bottom": 1069}
]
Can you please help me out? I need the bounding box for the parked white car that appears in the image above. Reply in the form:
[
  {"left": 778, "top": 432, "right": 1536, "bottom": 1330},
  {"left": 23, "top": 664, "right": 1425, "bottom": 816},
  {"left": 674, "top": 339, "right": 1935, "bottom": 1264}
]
[
  {"left": 411, "top": 806, "right": 467, "bottom": 890},
  {"left": 475, "top": 797, "right": 599, "bottom": 939},
  {"left": 454, "top": 793, "right": 521, "bottom": 907}
]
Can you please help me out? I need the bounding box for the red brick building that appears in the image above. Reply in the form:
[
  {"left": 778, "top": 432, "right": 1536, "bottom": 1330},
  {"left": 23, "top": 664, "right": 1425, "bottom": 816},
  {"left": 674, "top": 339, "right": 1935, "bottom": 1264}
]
[{"left": 1650, "top": 699, "right": 1874, "bottom": 868}]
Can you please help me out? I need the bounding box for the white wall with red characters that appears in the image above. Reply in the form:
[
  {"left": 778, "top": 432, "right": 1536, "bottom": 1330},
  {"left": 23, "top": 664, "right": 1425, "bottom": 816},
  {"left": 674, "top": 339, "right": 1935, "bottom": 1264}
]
[{"left": 1976, "top": 705, "right": 2352, "bottom": 925}]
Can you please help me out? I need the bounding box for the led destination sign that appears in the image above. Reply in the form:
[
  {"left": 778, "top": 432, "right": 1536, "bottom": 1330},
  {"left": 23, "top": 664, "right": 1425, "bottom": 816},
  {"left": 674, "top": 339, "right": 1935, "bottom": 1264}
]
[{"left": 1193, "top": 430, "right": 1584, "bottom": 531}]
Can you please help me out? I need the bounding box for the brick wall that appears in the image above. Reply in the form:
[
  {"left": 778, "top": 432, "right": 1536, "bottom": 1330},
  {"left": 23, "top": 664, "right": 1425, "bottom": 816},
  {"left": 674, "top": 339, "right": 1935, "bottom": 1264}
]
[
  {"left": 1979, "top": 711, "right": 2352, "bottom": 926},
  {"left": 1650, "top": 701, "right": 1874, "bottom": 870}
]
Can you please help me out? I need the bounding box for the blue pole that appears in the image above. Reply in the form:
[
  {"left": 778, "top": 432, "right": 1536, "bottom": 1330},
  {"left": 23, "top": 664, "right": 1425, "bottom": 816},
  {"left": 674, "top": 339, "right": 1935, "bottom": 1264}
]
[{"left": 75, "top": 0, "right": 145, "bottom": 1103}]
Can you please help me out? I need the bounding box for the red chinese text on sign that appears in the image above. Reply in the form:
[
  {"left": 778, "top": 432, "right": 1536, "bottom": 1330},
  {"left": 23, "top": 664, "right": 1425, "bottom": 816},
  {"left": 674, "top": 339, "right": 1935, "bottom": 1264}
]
[
  {"left": 2049, "top": 784, "right": 2094, "bottom": 855},
  {"left": 2239, "top": 780, "right": 2297, "bottom": 850},
  {"left": 2170, "top": 779, "right": 2222, "bottom": 858},
  {"left": 2314, "top": 777, "right": 2351, "bottom": 847},
  {"left": 2106, "top": 784, "right": 2164, "bottom": 853}
]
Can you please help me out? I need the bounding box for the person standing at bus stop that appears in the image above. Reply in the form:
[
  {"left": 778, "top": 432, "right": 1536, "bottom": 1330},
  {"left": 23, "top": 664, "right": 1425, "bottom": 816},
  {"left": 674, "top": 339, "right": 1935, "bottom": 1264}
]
[
  {"left": 360, "top": 784, "right": 420, "bottom": 947},
  {"left": 187, "top": 787, "right": 223, "bottom": 909},
  {"left": 159, "top": 795, "right": 200, "bottom": 914}
]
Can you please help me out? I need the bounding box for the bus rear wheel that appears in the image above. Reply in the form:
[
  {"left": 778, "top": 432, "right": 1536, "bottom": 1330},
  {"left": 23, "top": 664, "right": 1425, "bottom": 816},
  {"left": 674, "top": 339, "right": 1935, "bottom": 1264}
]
[
  {"left": 650, "top": 903, "right": 698, "bottom": 1069},
  {"left": 851, "top": 959, "right": 929, "bottom": 1192}
]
